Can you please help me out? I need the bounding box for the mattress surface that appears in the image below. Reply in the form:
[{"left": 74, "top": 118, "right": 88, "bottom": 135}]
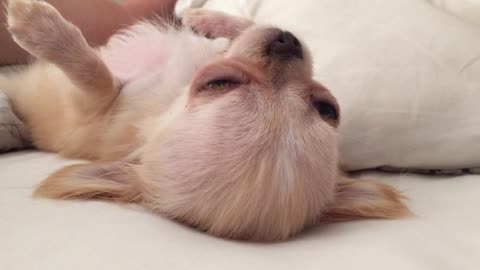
[{"left": 1, "top": 151, "right": 479, "bottom": 270}]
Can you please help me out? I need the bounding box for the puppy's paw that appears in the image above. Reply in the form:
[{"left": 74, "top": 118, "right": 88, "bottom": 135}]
[
  {"left": 181, "top": 9, "right": 239, "bottom": 39},
  {"left": 182, "top": 8, "right": 253, "bottom": 40},
  {"left": 6, "top": 0, "right": 81, "bottom": 59},
  {"left": 7, "top": 0, "right": 59, "bottom": 38},
  {"left": 182, "top": 8, "right": 217, "bottom": 38}
]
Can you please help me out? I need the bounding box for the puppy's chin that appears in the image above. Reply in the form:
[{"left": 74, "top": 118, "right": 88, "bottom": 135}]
[{"left": 137, "top": 94, "right": 339, "bottom": 241}]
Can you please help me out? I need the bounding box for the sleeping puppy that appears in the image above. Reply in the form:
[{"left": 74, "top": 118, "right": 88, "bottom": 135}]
[{"left": 0, "top": 0, "right": 410, "bottom": 241}]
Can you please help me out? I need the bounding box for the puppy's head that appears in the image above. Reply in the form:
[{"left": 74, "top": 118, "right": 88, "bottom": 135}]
[
  {"left": 139, "top": 27, "right": 339, "bottom": 239},
  {"left": 36, "top": 25, "right": 410, "bottom": 241}
]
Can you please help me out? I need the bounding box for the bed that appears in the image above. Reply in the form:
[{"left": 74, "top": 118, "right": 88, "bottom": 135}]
[
  {"left": 2, "top": 152, "right": 479, "bottom": 269},
  {"left": 1, "top": 0, "right": 480, "bottom": 269}
]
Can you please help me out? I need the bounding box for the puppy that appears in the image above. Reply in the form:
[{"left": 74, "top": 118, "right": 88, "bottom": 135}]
[{"left": 0, "top": 0, "right": 410, "bottom": 241}]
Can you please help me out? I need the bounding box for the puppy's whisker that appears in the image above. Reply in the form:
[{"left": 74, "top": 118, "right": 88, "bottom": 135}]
[{"left": 313, "top": 72, "right": 332, "bottom": 80}]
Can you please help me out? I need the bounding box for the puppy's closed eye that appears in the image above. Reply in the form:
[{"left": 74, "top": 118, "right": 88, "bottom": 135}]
[
  {"left": 203, "top": 78, "right": 240, "bottom": 91},
  {"left": 192, "top": 61, "right": 251, "bottom": 95}
]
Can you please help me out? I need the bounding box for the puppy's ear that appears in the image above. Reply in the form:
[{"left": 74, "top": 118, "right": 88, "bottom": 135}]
[
  {"left": 34, "top": 162, "right": 142, "bottom": 203},
  {"left": 324, "top": 177, "right": 411, "bottom": 222}
]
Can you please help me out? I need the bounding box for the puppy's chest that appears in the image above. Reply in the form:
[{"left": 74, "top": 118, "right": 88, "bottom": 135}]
[{"left": 100, "top": 26, "right": 228, "bottom": 109}]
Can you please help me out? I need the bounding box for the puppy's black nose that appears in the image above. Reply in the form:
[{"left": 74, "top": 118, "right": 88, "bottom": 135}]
[{"left": 268, "top": 31, "right": 303, "bottom": 59}]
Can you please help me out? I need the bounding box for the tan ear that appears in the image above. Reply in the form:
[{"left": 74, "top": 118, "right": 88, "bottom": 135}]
[
  {"left": 34, "top": 162, "right": 142, "bottom": 203},
  {"left": 324, "top": 177, "right": 412, "bottom": 222}
]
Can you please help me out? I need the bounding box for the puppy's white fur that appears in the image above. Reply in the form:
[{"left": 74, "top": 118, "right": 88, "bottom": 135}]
[{"left": 0, "top": 0, "right": 410, "bottom": 241}]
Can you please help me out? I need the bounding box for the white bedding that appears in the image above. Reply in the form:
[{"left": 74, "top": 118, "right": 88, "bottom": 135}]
[
  {"left": 2, "top": 0, "right": 480, "bottom": 269},
  {"left": 1, "top": 151, "right": 479, "bottom": 270}
]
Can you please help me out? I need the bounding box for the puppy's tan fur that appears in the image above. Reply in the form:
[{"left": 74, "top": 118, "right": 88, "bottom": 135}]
[{"left": 1, "top": 0, "right": 410, "bottom": 241}]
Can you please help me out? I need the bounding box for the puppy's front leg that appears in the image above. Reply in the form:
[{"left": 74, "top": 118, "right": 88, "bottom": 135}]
[
  {"left": 7, "top": 0, "right": 117, "bottom": 113},
  {"left": 182, "top": 9, "right": 253, "bottom": 40}
]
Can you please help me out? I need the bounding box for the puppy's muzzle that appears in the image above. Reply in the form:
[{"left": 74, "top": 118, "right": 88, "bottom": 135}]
[{"left": 268, "top": 31, "right": 303, "bottom": 59}]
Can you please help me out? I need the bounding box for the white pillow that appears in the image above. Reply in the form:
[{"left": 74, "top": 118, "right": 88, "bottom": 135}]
[
  {"left": 428, "top": 0, "right": 480, "bottom": 27},
  {"left": 179, "top": 0, "right": 480, "bottom": 171}
]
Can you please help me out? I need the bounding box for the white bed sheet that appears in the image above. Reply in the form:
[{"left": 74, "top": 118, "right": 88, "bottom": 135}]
[
  {"left": 1, "top": 151, "right": 479, "bottom": 270},
  {"left": 2, "top": 1, "right": 480, "bottom": 269}
]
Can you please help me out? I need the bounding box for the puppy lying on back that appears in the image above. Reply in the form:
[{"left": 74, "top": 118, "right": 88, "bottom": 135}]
[{"left": 1, "top": 0, "right": 409, "bottom": 241}]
